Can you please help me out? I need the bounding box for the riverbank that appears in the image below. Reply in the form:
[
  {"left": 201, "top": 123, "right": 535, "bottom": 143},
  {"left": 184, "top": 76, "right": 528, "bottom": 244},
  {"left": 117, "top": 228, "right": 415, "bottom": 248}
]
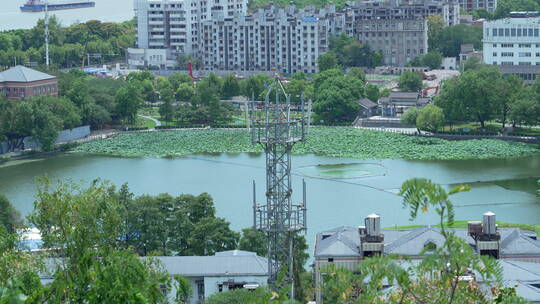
[{"left": 73, "top": 127, "right": 540, "bottom": 160}]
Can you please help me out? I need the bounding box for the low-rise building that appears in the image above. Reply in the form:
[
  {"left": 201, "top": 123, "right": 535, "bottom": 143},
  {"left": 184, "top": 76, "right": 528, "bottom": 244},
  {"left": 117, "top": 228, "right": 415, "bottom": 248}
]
[
  {"left": 357, "top": 98, "right": 378, "bottom": 118},
  {"left": 314, "top": 212, "right": 540, "bottom": 303},
  {"left": 40, "top": 250, "right": 268, "bottom": 304},
  {"left": 379, "top": 92, "right": 431, "bottom": 116},
  {"left": 0, "top": 66, "right": 58, "bottom": 99}
]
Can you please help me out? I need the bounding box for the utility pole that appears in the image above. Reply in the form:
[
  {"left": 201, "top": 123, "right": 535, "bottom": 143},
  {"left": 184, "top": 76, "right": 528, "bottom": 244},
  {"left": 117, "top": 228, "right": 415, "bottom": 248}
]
[
  {"left": 251, "top": 73, "right": 308, "bottom": 299},
  {"left": 45, "top": 0, "right": 50, "bottom": 67}
]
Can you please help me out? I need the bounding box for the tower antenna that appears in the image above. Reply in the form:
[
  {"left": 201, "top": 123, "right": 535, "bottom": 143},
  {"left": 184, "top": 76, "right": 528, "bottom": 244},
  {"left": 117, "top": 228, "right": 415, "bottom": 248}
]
[{"left": 251, "top": 72, "right": 308, "bottom": 298}]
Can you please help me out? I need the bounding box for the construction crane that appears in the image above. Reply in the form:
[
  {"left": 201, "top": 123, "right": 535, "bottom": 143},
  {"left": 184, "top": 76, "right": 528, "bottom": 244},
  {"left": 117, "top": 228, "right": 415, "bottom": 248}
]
[{"left": 250, "top": 73, "right": 309, "bottom": 298}]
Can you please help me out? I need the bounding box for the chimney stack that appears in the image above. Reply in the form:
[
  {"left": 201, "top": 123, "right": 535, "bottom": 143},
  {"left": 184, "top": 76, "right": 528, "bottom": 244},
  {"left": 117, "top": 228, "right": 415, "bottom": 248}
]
[{"left": 360, "top": 213, "right": 384, "bottom": 258}]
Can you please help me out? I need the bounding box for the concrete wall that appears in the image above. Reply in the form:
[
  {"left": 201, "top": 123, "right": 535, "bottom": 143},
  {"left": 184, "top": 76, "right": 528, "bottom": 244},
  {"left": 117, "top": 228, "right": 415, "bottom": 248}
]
[{"left": 1, "top": 125, "right": 90, "bottom": 154}]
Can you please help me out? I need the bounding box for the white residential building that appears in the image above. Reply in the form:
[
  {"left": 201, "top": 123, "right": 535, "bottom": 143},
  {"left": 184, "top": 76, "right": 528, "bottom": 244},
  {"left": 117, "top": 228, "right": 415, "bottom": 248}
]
[
  {"left": 484, "top": 16, "right": 540, "bottom": 66},
  {"left": 483, "top": 13, "right": 540, "bottom": 82}
]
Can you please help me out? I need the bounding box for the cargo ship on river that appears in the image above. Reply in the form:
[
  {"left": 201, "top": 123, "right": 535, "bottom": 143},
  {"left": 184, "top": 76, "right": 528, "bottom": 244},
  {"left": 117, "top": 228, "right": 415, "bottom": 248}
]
[{"left": 20, "top": 0, "right": 95, "bottom": 12}]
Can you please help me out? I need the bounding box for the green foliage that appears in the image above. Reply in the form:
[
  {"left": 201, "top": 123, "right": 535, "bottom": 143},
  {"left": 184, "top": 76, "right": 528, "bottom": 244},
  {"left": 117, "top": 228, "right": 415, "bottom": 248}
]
[
  {"left": 29, "top": 179, "right": 170, "bottom": 303},
  {"left": 0, "top": 18, "right": 135, "bottom": 68},
  {"left": 205, "top": 287, "right": 274, "bottom": 304},
  {"left": 187, "top": 217, "right": 240, "bottom": 255},
  {"left": 365, "top": 84, "right": 380, "bottom": 102},
  {"left": 176, "top": 83, "right": 196, "bottom": 101},
  {"left": 312, "top": 69, "right": 364, "bottom": 123},
  {"left": 494, "top": 0, "right": 540, "bottom": 19},
  {"left": 115, "top": 84, "right": 143, "bottom": 124},
  {"left": 436, "top": 66, "right": 503, "bottom": 128},
  {"left": 222, "top": 74, "right": 240, "bottom": 99},
  {"left": 75, "top": 127, "right": 540, "bottom": 160},
  {"left": 173, "top": 275, "right": 192, "bottom": 304},
  {"left": 0, "top": 195, "right": 21, "bottom": 234},
  {"left": 416, "top": 105, "right": 445, "bottom": 133},
  {"left": 400, "top": 107, "right": 420, "bottom": 127},
  {"left": 463, "top": 56, "right": 484, "bottom": 71},
  {"left": 328, "top": 34, "right": 381, "bottom": 68},
  {"left": 427, "top": 15, "right": 445, "bottom": 52},
  {"left": 398, "top": 71, "right": 423, "bottom": 92},
  {"left": 317, "top": 51, "right": 340, "bottom": 71},
  {"left": 414, "top": 51, "right": 443, "bottom": 70},
  {"left": 240, "top": 73, "right": 271, "bottom": 100},
  {"left": 435, "top": 25, "right": 483, "bottom": 57}
]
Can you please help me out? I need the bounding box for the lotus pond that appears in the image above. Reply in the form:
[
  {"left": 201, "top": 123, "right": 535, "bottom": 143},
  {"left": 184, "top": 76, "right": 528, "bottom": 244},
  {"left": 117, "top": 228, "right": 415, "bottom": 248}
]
[{"left": 73, "top": 127, "right": 539, "bottom": 160}]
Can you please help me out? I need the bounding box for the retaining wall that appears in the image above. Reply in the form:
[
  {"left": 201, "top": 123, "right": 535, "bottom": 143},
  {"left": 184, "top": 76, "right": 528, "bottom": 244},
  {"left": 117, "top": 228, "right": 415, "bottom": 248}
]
[{"left": 1, "top": 125, "right": 91, "bottom": 154}]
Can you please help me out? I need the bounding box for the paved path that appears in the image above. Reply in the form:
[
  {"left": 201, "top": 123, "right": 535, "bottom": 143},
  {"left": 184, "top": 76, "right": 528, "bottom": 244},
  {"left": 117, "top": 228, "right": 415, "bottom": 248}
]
[{"left": 138, "top": 115, "right": 162, "bottom": 127}]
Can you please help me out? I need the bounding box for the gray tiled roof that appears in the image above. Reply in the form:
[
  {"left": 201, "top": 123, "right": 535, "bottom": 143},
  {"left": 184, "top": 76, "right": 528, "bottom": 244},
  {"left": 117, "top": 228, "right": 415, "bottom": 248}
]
[
  {"left": 41, "top": 251, "right": 268, "bottom": 279},
  {"left": 144, "top": 251, "right": 268, "bottom": 277},
  {"left": 388, "top": 92, "right": 419, "bottom": 99},
  {"left": 0, "top": 66, "right": 56, "bottom": 82},
  {"left": 358, "top": 98, "right": 377, "bottom": 109},
  {"left": 315, "top": 226, "right": 540, "bottom": 258}
]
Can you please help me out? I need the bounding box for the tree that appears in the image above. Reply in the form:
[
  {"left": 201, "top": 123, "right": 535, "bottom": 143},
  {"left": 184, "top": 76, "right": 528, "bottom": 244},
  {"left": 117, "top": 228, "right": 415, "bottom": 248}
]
[
  {"left": 400, "top": 107, "right": 420, "bottom": 127},
  {"left": 222, "top": 74, "right": 240, "bottom": 99},
  {"left": 437, "top": 25, "right": 483, "bottom": 57},
  {"left": 317, "top": 51, "right": 340, "bottom": 71},
  {"left": 421, "top": 51, "right": 443, "bottom": 70},
  {"left": 463, "top": 56, "right": 483, "bottom": 71},
  {"left": 436, "top": 66, "right": 502, "bottom": 128},
  {"left": 347, "top": 67, "right": 366, "bottom": 82},
  {"left": 494, "top": 0, "right": 540, "bottom": 19},
  {"left": 509, "top": 96, "right": 540, "bottom": 127},
  {"left": 0, "top": 195, "right": 22, "bottom": 234},
  {"left": 177, "top": 54, "right": 201, "bottom": 70},
  {"left": 169, "top": 73, "right": 193, "bottom": 91},
  {"left": 398, "top": 71, "right": 423, "bottom": 92},
  {"left": 176, "top": 83, "right": 196, "bottom": 101},
  {"left": 238, "top": 228, "right": 267, "bottom": 257},
  {"left": 29, "top": 179, "right": 170, "bottom": 303},
  {"left": 364, "top": 84, "right": 380, "bottom": 102},
  {"left": 427, "top": 15, "right": 445, "bottom": 52},
  {"left": 416, "top": 104, "right": 445, "bottom": 133},
  {"left": 159, "top": 100, "right": 175, "bottom": 122},
  {"left": 312, "top": 71, "right": 364, "bottom": 123},
  {"left": 240, "top": 73, "right": 271, "bottom": 99},
  {"left": 496, "top": 75, "right": 523, "bottom": 128},
  {"left": 115, "top": 84, "right": 143, "bottom": 124},
  {"left": 173, "top": 275, "right": 192, "bottom": 304},
  {"left": 186, "top": 217, "right": 240, "bottom": 255}
]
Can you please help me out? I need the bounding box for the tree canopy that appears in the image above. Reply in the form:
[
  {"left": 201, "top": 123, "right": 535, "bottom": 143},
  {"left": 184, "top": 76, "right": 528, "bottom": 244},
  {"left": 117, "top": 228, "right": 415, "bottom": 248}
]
[{"left": 398, "top": 71, "right": 423, "bottom": 92}]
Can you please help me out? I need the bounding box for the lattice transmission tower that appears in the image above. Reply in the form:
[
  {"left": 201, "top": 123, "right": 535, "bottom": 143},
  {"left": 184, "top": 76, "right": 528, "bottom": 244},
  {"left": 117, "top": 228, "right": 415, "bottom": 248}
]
[{"left": 250, "top": 74, "right": 310, "bottom": 297}]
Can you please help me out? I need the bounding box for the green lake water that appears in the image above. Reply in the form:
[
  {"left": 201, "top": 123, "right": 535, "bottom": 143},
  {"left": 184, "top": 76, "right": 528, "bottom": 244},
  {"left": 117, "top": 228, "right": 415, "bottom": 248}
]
[{"left": 1, "top": 153, "right": 539, "bottom": 254}]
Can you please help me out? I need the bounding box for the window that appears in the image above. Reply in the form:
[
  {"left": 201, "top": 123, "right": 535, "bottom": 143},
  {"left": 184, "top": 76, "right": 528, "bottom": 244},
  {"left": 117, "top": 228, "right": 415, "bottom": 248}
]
[
  {"left": 519, "top": 62, "right": 532, "bottom": 65},
  {"left": 519, "top": 44, "right": 532, "bottom": 48},
  {"left": 501, "top": 52, "right": 514, "bottom": 57},
  {"left": 493, "top": 43, "right": 497, "bottom": 47},
  {"left": 492, "top": 28, "right": 497, "bottom": 36},
  {"left": 511, "top": 28, "right": 516, "bottom": 36},
  {"left": 519, "top": 52, "right": 532, "bottom": 57},
  {"left": 501, "top": 61, "right": 514, "bottom": 65},
  {"left": 505, "top": 28, "right": 510, "bottom": 36},
  {"left": 493, "top": 52, "right": 497, "bottom": 56}
]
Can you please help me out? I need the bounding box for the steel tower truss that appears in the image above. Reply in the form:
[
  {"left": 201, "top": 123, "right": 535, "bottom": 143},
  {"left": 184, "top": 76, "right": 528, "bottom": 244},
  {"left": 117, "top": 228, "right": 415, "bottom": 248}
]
[{"left": 251, "top": 76, "right": 308, "bottom": 296}]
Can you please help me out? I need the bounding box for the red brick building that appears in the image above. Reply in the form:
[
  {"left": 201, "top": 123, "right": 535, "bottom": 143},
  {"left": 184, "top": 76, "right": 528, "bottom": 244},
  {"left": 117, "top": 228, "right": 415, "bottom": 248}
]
[{"left": 0, "top": 66, "right": 58, "bottom": 99}]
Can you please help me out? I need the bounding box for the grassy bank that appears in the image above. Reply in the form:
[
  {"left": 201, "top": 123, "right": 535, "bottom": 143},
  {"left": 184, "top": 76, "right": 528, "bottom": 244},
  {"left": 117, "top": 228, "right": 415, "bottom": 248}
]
[
  {"left": 73, "top": 127, "right": 540, "bottom": 160},
  {"left": 386, "top": 221, "right": 540, "bottom": 236}
]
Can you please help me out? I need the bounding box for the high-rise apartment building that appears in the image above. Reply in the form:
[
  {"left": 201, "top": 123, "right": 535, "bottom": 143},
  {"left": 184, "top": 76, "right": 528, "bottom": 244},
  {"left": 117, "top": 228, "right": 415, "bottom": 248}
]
[
  {"left": 131, "top": 0, "right": 458, "bottom": 72},
  {"left": 199, "top": 6, "right": 337, "bottom": 74}
]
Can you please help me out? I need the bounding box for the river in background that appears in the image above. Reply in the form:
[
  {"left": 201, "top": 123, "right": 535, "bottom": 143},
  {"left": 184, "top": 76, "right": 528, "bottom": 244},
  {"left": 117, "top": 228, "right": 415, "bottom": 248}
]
[
  {"left": 1, "top": 153, "right": 539, "bottom": 256},
  {"left": 0, "top": 0, "right": 134, "bottom": 31}
]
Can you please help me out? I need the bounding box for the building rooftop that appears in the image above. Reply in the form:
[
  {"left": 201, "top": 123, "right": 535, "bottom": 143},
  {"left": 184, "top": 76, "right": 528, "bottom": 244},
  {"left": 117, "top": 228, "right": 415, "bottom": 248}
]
[
  {"left": 0, "top": 66, "right": 56, "bottom": 83},
  {"left": 315, "top": 226, "right": 540, "bottom": 258},
  {"left": 143, "top": 251, "right": 268, "bottom": 277},
  {"left": 41, "top": 251, "right": 268, "bottom": 279},
  {"left": 358, "top": 98, "right": 378, "bottom": 109}
]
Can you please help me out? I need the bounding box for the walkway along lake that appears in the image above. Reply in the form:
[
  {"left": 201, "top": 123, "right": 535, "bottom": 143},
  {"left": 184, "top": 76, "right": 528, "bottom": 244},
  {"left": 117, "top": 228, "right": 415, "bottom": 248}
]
[{"left": 1, "top": 152, "right": 539, "bottom": 254}]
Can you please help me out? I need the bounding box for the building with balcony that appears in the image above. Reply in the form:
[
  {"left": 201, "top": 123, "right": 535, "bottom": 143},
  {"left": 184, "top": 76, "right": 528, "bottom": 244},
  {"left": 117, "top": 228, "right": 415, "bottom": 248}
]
[
  {"left": 457, "top": 0, "right": 497, "bottom": 12},
  {"left": 0, "top": 66, "right": 58, "bottom": 100}
]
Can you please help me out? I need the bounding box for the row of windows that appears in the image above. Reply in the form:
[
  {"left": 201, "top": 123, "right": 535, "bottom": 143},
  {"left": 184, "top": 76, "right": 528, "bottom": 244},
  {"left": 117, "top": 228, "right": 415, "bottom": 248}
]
[
  {"left": 494, "top": 43, "right": 540, "bottom": 48},
  {"left": 493, "top": 52, "right": 540, "bottom": 57},
  {"left": 491, "top": 27, "right": 540, "bottom": 37},
  {"left": 493, "top": 61, "right": 540, "bottom": 66}
]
